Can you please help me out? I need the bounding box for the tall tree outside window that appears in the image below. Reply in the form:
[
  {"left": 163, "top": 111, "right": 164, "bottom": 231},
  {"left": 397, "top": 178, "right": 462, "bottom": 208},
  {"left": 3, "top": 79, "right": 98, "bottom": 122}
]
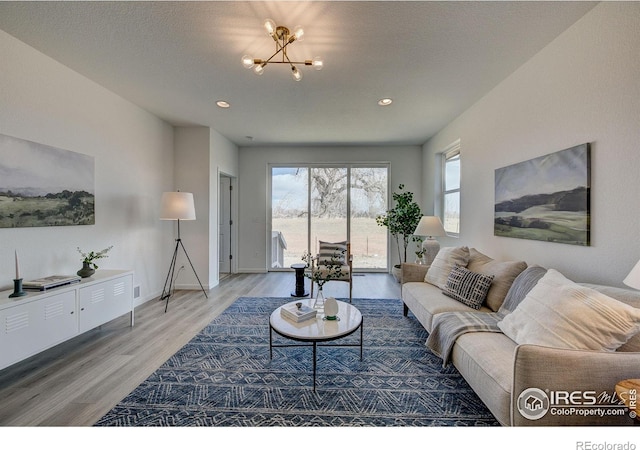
[{"left": 270, "top": 165, "right": 388, "bottom": 270}]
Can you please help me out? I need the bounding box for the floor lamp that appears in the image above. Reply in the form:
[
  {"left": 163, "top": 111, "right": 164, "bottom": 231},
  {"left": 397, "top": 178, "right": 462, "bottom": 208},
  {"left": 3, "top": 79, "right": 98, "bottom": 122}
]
[{"left": 160, "top": 191, "right": 208, "bottom": 312}]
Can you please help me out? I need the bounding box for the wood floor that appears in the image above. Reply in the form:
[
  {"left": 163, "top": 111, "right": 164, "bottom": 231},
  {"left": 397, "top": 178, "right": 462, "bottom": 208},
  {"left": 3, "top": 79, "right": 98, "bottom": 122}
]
[{"left": 0, "top": 272, "right": 400, "bottom": 426}]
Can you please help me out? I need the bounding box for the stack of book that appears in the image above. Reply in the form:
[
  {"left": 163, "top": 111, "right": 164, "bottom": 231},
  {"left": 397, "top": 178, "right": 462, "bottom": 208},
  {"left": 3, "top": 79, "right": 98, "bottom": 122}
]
[
  {"left": 23, "top": 275, "right": 82, "bottom": 291},
  {"left": 281, "top": 303, "right": 317, "bottom": 323}
]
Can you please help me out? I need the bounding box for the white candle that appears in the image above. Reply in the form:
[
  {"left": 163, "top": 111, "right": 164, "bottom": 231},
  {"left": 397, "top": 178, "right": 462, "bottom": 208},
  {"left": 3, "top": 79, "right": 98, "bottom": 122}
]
[{"left": 15, "top": 250, "right": 20, "bottom": 279}]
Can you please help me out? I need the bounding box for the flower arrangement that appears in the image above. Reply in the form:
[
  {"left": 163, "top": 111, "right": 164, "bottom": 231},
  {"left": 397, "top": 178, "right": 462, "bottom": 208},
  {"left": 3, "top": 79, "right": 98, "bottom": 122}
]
[
  {"left": 301, "top": 249, "right": 346, "bottom": 290},
  {"left": 77, "top": 245, "right": 113, "bottom": 269}
]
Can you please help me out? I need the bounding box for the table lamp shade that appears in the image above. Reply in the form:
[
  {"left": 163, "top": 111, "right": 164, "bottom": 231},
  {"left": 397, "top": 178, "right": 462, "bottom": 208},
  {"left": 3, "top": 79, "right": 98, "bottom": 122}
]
[
  {"left": 160, "top": 192, "right": 196, "bottom": 220},
  {"left": 623, "top": 259, "right": 640, "bottom": 290},
  {"left": 413, "top": 216, "right": 446, "bottom": 237}
]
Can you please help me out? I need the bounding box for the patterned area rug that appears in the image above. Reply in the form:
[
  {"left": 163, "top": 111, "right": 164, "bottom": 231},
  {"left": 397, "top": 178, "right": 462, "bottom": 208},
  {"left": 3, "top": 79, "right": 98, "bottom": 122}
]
[{"left": 95, "top": 297, "right": 499, "bottom": 426}]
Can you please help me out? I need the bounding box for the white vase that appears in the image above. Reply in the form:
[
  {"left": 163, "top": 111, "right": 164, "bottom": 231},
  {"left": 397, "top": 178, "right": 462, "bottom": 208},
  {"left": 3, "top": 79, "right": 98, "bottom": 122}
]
[{"left": 324, "top": 297, "right": 339, "bottom": 320}]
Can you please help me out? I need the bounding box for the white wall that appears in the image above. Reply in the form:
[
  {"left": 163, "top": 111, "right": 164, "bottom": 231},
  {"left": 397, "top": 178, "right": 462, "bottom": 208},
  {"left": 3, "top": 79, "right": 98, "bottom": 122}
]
[
  {"left": 210, "top": 128, "right": 239, "bottom": 281},
  {"left": 237, "top": 145, "right": 423, "bottom": 273},
  {"left": 173, "top": 127, "right": 238, "bottom": 289},
  {"left": 0, "top": 30, "right": 175, "bottom": 304},
  {"left": 422, "top": 2, "right": 640, "bottom": 286},
  {"left": 173, "top": 127, "right": 211, "bottom": 290}
]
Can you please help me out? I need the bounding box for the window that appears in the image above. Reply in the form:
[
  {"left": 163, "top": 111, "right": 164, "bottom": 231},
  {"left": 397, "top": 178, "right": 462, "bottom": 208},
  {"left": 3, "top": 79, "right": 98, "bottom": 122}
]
[
  {"left": 442, "top": 141, "right": 460, "bottom": 236},
  {"left": 270, "top": 164, "right": 389, "bottom": 271}
]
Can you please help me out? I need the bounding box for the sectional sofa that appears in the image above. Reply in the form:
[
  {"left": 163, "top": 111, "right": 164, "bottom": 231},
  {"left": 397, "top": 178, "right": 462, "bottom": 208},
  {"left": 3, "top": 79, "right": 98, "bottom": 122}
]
[{"left": 401, "top": 246, "right": 640, "bottom": 426}]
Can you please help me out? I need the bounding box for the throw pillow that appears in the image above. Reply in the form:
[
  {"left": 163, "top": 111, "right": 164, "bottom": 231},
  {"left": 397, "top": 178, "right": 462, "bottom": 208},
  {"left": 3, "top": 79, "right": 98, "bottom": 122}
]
[
  {"left": 443, "top": 265, "right": 495, "bottom": 309},
  {"left": 467, "top": 248, "right": 528, "bottom": 312},
  {"left": 424, "top": 246, "right": 470, "bottom": 289},
  {"left": 498, "top": 265, "right": 547, "bottom": 315},
  {"left": 497, "top": 269, "right": 640, "bottom": 352},
  {"left": 318, "top": 241, "right": 347, "bottom": 265}
]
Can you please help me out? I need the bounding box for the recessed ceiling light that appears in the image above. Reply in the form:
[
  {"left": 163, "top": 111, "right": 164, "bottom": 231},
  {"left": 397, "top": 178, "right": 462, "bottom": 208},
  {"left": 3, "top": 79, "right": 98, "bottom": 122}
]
[
  {"left": 216, "top": 100, "right": 230, "bottom": 108},
  {"left": 378, "top": 98, "right": 393, "bottom": 106}
]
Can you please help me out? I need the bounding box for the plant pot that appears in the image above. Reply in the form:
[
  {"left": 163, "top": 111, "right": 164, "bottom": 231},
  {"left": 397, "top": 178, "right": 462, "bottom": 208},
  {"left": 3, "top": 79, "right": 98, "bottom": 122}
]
[
  {"left": 77, "top": 261, "right": 95, "bottom": 278},
  {"left": 391, "top": 264, "right": 402, "bottom": 283}
]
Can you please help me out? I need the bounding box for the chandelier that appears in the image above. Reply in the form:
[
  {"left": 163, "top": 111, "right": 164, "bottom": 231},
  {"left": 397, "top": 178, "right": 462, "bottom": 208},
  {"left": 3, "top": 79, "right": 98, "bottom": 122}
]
[{"left": 242, "top": 19, "right": 323, "bottom": 81}]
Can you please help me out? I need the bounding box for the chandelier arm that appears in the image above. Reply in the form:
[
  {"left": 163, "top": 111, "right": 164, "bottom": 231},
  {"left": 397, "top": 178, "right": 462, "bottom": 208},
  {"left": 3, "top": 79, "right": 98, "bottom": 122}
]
[{"left": 262, "top": 38, "right": 298, "bottom": 65}]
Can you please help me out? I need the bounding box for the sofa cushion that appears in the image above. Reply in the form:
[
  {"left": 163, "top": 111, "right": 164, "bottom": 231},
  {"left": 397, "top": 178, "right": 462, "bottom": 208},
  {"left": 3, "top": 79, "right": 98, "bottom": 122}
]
[
  {"left": 451, "top": 332, "right": 516, "bottom": 426},
  {"left": 498, "top": 269, "right": 640, "bottom": 352},
  {"left": 443, "top": 265, "right": 494, "bottom": 309},
  {"left": 467, "top": 248, "right": 528, "bottom": 312},
  {"left": 581, "top": 283, "right": 640, "bottom": 352},
  {"left": 424, "top": 246, "right": 470, "bottom": 289},
  {"left": 498, "top": 265, "right": 547, "bottom": 314},
  {"left": 402, "top": 281, "right": 492, "bottom": 332}
]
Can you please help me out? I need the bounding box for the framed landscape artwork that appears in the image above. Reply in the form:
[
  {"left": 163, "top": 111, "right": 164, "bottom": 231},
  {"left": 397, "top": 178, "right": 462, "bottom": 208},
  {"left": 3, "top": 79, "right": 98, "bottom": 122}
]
[
  {"left": 494, "top": 143, "right": 590, "bottom": 246},
  {"left": 0, "top": 133, "right": 95, "bottom": 228}
]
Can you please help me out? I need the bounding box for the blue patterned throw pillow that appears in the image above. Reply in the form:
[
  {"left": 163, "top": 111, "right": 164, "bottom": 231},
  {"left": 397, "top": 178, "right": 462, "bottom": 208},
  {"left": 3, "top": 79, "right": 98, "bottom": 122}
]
[{"left": 443, "top": 265, "right": 494, "bottom": 309}]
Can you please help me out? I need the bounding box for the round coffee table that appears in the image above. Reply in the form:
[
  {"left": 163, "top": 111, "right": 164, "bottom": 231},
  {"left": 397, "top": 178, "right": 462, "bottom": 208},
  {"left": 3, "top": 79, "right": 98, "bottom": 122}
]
[{"left": 269, "top": 299, "right": 363, "bottom": 391}]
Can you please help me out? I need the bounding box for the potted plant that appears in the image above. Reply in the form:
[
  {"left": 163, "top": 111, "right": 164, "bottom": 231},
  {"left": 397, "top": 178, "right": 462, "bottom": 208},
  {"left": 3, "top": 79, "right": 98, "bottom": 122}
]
[
  {"left": 77, "top": 245, "right": 113, "bottom": 278},
  {"left": 376, "top": 184, "right": 422, "bottom": 281}
]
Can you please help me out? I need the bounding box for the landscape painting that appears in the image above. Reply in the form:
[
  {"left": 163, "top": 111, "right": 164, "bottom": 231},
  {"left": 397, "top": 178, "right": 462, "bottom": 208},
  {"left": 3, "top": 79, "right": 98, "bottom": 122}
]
[
  {"left": 494, "top": 143, "right": 590, "bottom": 246},
  {"left": 0, "top": 133, "right": 95, "bottom": 228}
]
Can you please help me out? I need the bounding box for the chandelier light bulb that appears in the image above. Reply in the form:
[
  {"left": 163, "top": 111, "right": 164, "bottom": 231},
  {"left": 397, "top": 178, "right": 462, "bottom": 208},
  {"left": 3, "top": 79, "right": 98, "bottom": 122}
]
[
  {"left": 241, "top": 55, "right": 255, "bottom": 69},
  {"left": 264, "top": 18, "right": 277, "bottom": 36},
  {"left": 254, "top": 63, "right": 266, "bottom": 75},
  {"left": 291, "top": 65, "right": 302, "bottom": 81},
  {"left": 293, "top": 25, "right": 305, "bottom": 42},
  {"left": 312, "top": 57, "right": 324, "bottom": 70}
]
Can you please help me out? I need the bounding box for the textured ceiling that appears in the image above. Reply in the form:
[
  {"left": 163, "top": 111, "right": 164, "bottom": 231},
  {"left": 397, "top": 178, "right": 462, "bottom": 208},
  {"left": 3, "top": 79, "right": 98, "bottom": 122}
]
[{"left": 0, "top": 1, "right": 597, "bottom": 147}]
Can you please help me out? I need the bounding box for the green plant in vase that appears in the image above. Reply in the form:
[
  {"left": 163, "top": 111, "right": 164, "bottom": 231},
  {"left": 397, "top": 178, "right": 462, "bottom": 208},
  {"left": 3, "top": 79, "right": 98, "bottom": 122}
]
[
  {"left": 77, "top": 245, "right": 113, "bottom": 278},
  {"left": 302, "top": 249, "right": 346, "bottom": 309}
]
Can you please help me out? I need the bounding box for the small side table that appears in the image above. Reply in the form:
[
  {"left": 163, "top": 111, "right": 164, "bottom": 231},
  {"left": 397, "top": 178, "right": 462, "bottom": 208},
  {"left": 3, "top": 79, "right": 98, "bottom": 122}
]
[
  {"left": 615, "top": 378, "right": 639, "bottom": 424},
  {"left": 290, "top": 263, "right": 309, "bottom": 297}
]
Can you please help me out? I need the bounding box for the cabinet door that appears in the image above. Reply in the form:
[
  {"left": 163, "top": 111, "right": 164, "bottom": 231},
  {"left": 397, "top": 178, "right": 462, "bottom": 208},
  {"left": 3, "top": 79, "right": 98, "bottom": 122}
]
[
  {"left": 0, "top": 291, "right": 77, "bottom": 370},
  {"left": 78, "top": 274, "right": 133, "bottom": 333}
]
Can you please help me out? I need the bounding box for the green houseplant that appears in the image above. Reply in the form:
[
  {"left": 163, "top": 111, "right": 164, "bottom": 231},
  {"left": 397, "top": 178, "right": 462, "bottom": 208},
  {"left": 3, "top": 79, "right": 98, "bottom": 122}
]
[
  {"left": 77, "top": 245, "right": 113, "bottom": 278},
  {"left": 376, "top": 184, "right": 422, "bottom": 280}
]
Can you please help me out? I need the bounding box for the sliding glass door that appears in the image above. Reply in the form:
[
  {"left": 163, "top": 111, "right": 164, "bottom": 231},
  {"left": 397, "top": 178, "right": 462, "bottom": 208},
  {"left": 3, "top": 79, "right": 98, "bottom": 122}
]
[{"left": 270, "top": 164, "right": 388, "bottom": 271}]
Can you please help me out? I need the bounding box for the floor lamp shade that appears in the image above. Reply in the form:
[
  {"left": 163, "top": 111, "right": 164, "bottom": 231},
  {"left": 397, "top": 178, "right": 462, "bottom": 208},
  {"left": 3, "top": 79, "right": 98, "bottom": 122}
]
[
  {"left": 160, "top": 192, "right": 196, "bottom": 220},
  {"left": 623, "top": 259, "right": 640, "bottom": 290}
]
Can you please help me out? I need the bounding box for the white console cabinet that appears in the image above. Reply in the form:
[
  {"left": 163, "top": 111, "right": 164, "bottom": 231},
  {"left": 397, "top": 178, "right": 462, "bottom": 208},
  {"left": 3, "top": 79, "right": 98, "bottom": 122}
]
[{"left": 0, "top": 270, "right": 133, "bottom": 371}]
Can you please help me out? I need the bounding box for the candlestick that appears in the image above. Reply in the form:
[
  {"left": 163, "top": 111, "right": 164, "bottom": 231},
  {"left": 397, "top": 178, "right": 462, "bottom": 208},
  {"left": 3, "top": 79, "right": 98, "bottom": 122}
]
[
  {"left": 9, "top": 278, "right": 26, "bottom": 298},
  {"left": 15, "top": 250, "right": 20, "bottom": 280}
]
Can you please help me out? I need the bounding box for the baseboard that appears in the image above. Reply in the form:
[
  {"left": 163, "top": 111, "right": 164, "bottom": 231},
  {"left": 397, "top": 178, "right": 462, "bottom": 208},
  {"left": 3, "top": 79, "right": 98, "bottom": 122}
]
[{"left": 237, "top": 268, "right": 268, "bottom": 273}]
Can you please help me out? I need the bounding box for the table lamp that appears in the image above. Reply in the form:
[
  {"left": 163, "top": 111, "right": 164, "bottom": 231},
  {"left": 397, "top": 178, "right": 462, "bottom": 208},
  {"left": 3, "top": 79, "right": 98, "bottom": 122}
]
[{"left": 413, "top": 216, "right": 446, "bottom": 265}]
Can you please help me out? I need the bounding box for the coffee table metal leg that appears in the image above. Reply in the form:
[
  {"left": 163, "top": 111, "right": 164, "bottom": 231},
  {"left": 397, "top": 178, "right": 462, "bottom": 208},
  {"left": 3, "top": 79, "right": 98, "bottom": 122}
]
[{"left": 269, "top": 325, "right": 273, "bottom": 359}]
